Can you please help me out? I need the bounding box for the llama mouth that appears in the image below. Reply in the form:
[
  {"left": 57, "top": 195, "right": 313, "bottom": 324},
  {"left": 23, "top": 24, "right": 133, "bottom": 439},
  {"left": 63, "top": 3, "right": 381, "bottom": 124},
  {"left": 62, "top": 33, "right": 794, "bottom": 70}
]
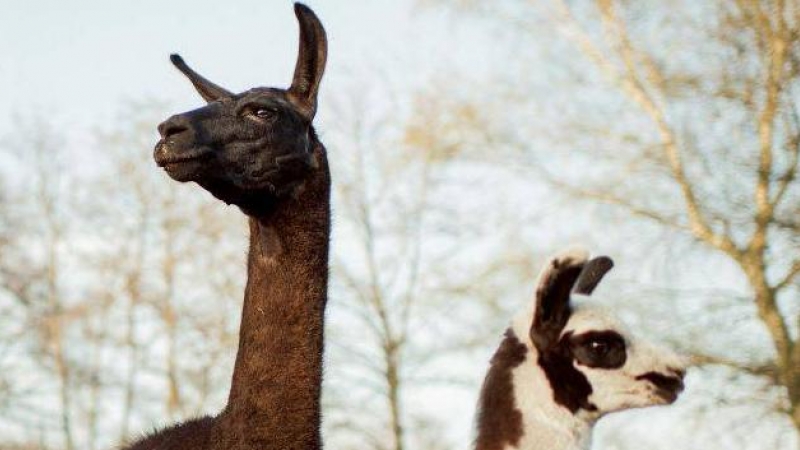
[
  {"left": 154, "top": 142, "right": 213, "bottom": 168},
  {"left": 154, "top": 143, "right": 214, "bottom": 182}
]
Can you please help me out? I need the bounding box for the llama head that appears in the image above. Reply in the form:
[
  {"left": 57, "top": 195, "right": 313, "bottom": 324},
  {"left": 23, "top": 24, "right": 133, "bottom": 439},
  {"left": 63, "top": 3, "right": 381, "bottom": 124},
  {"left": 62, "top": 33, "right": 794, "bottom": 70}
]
[
  {"left": 518, "top": 249, "right": 686, "bottom": 419},
  {"left": 154, "top": 3, "right": 327, "bottom": 216}
]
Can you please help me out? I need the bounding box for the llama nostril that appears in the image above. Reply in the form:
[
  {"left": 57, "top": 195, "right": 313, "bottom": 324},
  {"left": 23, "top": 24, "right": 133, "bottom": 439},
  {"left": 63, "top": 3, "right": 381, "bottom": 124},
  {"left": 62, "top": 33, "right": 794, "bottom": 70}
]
[
  {"left": 166, "top": 125, "right": 187, "bottom": 138},
  {"left": 158, "top": 116, "right": 191, "bottom": 139},
  {"left": 668, "top": 367, "right": 686, "bottom": 380},
  {"left": 635, "top": 371, "right": 684, "bottom": 394},
  {"left": 160, "top": 123, "right": 188, "bottom": 139}
]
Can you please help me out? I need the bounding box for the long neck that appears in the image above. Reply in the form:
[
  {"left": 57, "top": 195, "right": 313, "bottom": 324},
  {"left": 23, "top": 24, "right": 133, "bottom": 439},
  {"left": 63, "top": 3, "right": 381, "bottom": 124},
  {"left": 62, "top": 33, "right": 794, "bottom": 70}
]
[
  {"left": 218, "top": 143, "right": 330, "bottom": 450},
  {"left": 475, "top": 329, "right": 593, "bottom": 450}
]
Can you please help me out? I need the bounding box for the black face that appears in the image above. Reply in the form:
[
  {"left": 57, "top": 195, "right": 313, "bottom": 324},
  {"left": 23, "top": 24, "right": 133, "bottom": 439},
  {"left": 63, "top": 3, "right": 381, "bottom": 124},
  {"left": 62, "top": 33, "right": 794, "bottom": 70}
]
[
  {"left": 155, "top": 88, "right": 316, "bottom": 204},
  {"left": 568, "top": 330, "right": 627, "bottom": 369},
  {"left": 154, "top": 3, "right": 327, "bottom": 216}
]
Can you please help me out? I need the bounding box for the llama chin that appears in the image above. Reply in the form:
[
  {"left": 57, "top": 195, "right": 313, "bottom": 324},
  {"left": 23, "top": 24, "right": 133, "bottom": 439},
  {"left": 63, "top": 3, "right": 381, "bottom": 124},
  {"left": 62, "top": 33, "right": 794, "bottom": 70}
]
[{"left": 476, "top": 250, "right": 686, "bottom": 450}]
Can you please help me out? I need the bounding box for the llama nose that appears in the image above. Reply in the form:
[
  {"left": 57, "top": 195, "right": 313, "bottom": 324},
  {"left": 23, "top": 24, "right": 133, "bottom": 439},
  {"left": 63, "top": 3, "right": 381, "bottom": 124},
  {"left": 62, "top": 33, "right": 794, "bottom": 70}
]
[
  {"left": 635, "top": 370, "right": 685, "bottom": 394},
  {"left": 158, "top": 115, "right": 190, "bottom": 139},
  {"left": 668, "top": 367, "right": 686, "bottom": 381}
]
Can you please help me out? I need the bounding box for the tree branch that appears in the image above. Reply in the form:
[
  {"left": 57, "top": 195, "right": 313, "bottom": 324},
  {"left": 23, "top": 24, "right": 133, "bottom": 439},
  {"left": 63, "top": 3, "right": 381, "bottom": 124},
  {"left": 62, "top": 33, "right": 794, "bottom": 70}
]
[
  {"left": 555, "top": 0, "right": 741, "bottom": 258},
  {"left": 689, "top": 352, "right": 780, "bottom": 384},
  {"left": 775, "top": 260, "right": 800, "bottom": 291}
]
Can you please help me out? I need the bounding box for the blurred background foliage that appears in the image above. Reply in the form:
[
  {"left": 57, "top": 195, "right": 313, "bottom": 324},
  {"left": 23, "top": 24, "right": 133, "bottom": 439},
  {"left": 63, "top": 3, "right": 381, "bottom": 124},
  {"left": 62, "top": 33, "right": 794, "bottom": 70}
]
[{"left": 0, "top": 1, "right": 798, "bottom": 449}]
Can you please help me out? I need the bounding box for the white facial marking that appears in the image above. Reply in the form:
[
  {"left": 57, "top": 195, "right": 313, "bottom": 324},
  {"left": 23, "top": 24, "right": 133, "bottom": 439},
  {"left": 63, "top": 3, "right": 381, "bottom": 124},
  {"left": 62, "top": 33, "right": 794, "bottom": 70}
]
[
  {"left": 562, "top": 302, "right": 686, "bottom": 414},
  {"left": 486, "top": 249, "right": 686, "bottom": 450}
]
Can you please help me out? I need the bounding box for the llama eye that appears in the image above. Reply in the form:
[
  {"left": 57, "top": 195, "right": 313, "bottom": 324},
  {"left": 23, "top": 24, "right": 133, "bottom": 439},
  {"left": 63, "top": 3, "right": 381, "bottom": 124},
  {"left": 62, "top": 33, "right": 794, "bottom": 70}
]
[
  {"left": 254, "top": 108, "right": 274, "bottom": 118},
  {"left": 247, "top": 107, "right": 276, "bottom": 120},
  {"left": 571, "top": 331, "right": 627, "bottom": 368},
  {"left": 589, "top": 340, "right": 609, "bottom": 354}
]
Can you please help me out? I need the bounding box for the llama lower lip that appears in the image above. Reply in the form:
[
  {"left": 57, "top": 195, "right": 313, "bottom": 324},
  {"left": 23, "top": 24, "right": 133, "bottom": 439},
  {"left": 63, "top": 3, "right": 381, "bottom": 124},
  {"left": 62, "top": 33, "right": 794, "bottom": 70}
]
[
  {"left": 158, "top": 153, "right": 212, "bottom": 182},
  {"left": 161, "top": 156, "right": 205, "bottom": 167},
  {"left": 161, "top": 161, "right": 202, "bottom": 182},
  {"left": 154, "top": 140, "right": 213, "bottom": 166},
  {"left": 155, "top": 150, "right": 213, "bottom": 167}
]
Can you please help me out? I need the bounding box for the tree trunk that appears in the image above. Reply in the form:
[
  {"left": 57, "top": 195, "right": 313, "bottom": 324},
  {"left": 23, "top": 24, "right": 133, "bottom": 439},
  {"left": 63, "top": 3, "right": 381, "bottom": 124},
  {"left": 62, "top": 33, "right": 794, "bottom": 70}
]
[
  {"left": 386, "top": 342, "right": 404, "bottom": 450},
  {"left": 743, "top": 258, "right": 800, "bottom": 442}
]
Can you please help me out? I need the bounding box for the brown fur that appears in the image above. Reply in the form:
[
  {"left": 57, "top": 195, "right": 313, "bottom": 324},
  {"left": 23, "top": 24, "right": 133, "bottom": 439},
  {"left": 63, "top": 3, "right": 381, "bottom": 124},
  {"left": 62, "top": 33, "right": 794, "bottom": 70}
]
[
  {"left": 475, "top": 329, "right": 527, "bottom": 450},
  {"left": 122, "top": 137, "right": 329, "bottom": 450},
  {"left": 121, "top": 3, "right": 330, "bottom": 450},
  {"left": 213, "top": 140, "right": 329, "bottom": 449}
]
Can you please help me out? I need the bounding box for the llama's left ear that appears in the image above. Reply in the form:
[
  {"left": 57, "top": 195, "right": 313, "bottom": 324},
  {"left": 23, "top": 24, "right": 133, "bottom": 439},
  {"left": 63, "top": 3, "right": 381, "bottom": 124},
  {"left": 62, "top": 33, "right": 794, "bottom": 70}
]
[
  {"left": 288, "top": 3, "right": 327, "bottom": 120},
  {"left": 170, "top": 54, "right": 233, "bottom": 103},
  {"left": 573, "top": 256, "right": 614, "bottom": 295},
  {"left": 530, "top": 250, "right": 588, "bottom": 351}
]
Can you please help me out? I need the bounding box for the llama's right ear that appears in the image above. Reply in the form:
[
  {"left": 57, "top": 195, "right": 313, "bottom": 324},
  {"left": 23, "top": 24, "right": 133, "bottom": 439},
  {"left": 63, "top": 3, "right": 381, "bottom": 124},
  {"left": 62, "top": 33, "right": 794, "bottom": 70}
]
[
  {"left": 288, "top": 3, "right": 328, "bottom": 120},
  {"left": 530, "top": 249, "right": 588, "bottom": 351},
  {"left": 170, "top": 54, "right": 233, "bottom": 103},
  {"left": 573, "top": 256, "right": 614, "bottom": 295}
]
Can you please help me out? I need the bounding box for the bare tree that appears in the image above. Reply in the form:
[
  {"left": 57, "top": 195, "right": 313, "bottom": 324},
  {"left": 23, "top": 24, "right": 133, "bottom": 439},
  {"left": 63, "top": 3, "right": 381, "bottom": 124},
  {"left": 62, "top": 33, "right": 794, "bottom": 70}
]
[
  {"left": 0, "top": 106, "right": 246, "bottom": 449},
  {"left": 326, "top": 84, "right": 446, "bottom": 450},
  {"left": 0, "top": 126, "right": 56, "bottom": 448},
  {"left": 324, "top": 80, "right": 526, "bottom": 450},
  {"left": 421, "top": 0, "right": 800, "bottom": 446},
  {"left": 1, "top": 117, "right": 80, "bottom": 450},
  {"left": 89, "top": 102, "right": 247, "bottom": 437}
]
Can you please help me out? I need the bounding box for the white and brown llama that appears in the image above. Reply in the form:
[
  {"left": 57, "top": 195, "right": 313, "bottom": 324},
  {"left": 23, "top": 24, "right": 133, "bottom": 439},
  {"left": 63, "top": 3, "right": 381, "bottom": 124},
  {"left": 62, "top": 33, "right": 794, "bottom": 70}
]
[{"left": 475, "top": 249, "right": 686, "bottom": 450}]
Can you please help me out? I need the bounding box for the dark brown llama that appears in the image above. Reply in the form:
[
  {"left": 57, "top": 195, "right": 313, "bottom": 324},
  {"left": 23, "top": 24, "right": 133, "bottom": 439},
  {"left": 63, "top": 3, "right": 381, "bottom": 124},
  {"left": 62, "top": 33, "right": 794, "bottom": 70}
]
[{"left": 122, "top": 4, "right": 329, "bottom": 450}]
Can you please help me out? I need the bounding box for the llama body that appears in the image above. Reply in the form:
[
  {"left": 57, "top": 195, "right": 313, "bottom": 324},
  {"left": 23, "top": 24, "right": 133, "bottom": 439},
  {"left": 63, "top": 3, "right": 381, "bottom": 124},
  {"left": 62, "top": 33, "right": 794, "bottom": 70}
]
[
  {"left": 476, "top": 250, "right": 686, "bottom": 450},
  {"left": 122, "top": 4, "right": 329, "bottom": 450}
]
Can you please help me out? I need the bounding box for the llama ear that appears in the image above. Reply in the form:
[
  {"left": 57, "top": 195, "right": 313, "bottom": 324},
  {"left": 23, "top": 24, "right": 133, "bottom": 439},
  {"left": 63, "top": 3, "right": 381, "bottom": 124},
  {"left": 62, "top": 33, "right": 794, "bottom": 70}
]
[
  {"left": 170, "top": 54, "right": 233, "bottom": 103},
  {"left": 530, "top": 249, "right": 588, "bottom": 351},
  {"left": 288, "top": 3, "right": 327, "bottom": 120},
  {"left": 573, "top": 256, "right": 614, "bottom": 295}
]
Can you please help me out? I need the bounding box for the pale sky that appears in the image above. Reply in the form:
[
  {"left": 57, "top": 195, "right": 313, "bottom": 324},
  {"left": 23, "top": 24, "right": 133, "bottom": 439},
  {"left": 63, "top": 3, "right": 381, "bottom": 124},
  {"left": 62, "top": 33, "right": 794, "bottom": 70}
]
[{"left": 0, "top": 0, "right": 496, "bottom": 136}]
